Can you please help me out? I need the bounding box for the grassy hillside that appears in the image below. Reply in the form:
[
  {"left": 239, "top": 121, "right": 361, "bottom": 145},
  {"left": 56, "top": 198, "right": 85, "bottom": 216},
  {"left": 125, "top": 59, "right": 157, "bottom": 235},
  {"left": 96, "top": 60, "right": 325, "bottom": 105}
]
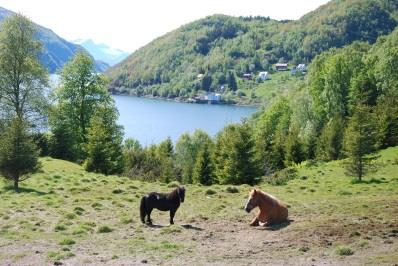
[
  {"left": 106, "top": 0, "right": 397, "bottom": 104},
  {"left": 0, "top": 147, "right": 397, "bottom": 265}
]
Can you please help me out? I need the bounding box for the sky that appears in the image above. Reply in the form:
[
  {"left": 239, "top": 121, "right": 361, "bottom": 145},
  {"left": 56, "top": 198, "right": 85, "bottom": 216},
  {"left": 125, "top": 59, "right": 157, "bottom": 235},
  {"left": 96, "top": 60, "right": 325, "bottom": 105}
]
[{"left": 0, "top": 0, "right": 329, "bottom": 53}]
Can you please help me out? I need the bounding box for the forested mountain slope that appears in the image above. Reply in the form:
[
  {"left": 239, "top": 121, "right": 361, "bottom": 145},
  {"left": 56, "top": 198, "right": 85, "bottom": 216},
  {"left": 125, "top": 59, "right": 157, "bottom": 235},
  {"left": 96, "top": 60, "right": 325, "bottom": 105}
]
[{"left": 106, "top": 0, "right": 397, "bottom": 100}]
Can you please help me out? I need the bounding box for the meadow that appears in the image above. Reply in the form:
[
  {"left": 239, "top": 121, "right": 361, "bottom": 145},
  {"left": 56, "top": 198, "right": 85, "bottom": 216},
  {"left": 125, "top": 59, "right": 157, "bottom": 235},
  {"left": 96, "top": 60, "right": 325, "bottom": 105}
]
[{"left": 0, "top": 147, "right": 397, "bottom": 265}]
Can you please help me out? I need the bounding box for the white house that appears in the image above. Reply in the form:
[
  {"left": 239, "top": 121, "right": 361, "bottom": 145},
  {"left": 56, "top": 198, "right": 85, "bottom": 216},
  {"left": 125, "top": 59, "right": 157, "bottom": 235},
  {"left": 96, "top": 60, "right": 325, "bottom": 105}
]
[
  {"left": 205, "top": 93, "right": 222, "bottom": 102},
  {"left": 258, "top": 71, "right": 269, "bottom": 81},
  {"left": 297, "top": 64, "right": 307, "bottom": 72}
]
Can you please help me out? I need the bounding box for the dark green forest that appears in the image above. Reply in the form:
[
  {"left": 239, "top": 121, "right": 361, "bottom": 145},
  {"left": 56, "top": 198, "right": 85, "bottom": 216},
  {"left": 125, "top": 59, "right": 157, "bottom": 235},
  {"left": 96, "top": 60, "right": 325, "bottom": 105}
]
[{"left": 106, "top": 0, "right": 398, "bottom": 103}]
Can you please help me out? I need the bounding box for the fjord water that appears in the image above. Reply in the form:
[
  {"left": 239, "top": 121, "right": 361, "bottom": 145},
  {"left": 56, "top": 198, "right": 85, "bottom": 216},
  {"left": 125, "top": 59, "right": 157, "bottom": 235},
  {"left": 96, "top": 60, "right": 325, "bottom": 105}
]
[{"left": 113, "top": 95, "right": 257, "bottom": 145}]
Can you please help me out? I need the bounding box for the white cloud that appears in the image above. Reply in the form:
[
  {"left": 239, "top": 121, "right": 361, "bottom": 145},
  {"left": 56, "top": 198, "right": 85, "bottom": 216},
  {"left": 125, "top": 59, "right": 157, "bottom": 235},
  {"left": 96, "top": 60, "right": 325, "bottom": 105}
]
[{"left": 0, "top": 0, "right": 329, "bottom": 52}]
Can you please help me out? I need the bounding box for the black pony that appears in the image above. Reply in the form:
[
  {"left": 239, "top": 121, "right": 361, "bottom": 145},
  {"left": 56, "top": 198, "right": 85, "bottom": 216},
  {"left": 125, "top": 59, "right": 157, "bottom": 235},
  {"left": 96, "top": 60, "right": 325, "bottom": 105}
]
[{"left": 140, "top": 186, "right": 185, "bottom": 225}]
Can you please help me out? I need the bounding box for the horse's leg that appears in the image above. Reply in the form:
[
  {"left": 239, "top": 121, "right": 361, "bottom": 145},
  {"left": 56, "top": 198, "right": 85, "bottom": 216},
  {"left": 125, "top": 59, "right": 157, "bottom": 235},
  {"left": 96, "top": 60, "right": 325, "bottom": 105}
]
[
  {"left": 147, "top": 208, "right": 153, "bottom": 224},
  {"left": 250, "top": 217, "right": 259, "bottom": 226},
  {"left": 169, "top": 209, "right": 176, "bottom": 225}
]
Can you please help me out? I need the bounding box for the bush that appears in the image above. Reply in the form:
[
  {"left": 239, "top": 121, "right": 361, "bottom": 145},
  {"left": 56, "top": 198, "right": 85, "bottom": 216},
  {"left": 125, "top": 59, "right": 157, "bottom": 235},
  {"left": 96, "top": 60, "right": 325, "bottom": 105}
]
[
  {"left": 97, "top": 225, "right": 113, "bottom": 233},
  {"left": 205, "top": 189, "right": 216, "bottom": 195},
  {"left": 336, "top": 246, "right": 354, "bottom": 256},
  {"left": 266, "top": 167, "right": 298, "bottom": 186},
  {"left": 59, "top": 238, "right": 76, "bottom": 245},
  {"left": 225, "top": 186, "right": 239, "bottom": 193}
]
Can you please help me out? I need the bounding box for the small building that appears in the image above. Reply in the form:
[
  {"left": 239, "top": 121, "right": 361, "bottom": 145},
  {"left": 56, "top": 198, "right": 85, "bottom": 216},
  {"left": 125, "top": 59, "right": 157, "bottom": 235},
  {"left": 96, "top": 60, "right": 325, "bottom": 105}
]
[
  {"left": 275, "top": 63, "right": 288, "bottom": 71},
  {"left": 243, "top": 73, "right": 252, "bottom": 80},
  {"left": 205, "top": 93, "right": 222, "bottom": 103},
  {"left": 297, "top": 64, "right": 307, "bottom": 73},
  {"left": 258, "top": 71, "right": 269, "bottom": 81},
  {"left": 197, "top": 73, "right": 204, "bottom": 79}
]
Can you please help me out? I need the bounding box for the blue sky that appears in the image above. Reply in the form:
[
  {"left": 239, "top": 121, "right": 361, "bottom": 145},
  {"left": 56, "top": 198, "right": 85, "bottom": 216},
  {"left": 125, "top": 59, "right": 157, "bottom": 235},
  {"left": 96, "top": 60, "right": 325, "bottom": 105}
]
[{"left": 0, "top": 0, "right": 329, "bottom": 52}]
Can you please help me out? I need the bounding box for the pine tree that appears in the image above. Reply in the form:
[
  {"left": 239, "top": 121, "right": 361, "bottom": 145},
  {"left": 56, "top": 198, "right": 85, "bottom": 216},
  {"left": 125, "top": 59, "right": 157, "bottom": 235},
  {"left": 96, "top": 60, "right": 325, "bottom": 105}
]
[
  {"left": 0, "top": 118, "right": 40, "bottom": 190},
  {"left": 84, "top": 105, "right": 124, "bottom": 175},
  {"left": 214, "top": 123, "right": 260, "bottom": 185},
  {"left": 284, "top": 126, "right": 306, "bottom": 166},
  {"left": 192, "top": 143, "right": 214, "bottom": 185},
  {"left": 344, "top": 104, "right": 377, "bottom": 181}
]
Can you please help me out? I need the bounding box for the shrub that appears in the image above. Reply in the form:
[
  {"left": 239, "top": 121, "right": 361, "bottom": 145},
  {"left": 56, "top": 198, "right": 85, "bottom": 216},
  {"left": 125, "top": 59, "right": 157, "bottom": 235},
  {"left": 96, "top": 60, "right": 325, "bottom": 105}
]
[
  {"left": 59, "top": 238, "right": 76, "bottom": 245},
  {"left": 225, "top": 186, "right": 239, "bottom": 193},
  {"left": 266, "top": 167, "right": 298, "bottom": 185},
  {"left": 336, "top": 246, "right": 354, "bottom": 256},
  {"left": 205, "top": 189, "right": 216, "bottom": 195},
  {"left": 97, "top": 225, "right": 113, "bottom": 233}
]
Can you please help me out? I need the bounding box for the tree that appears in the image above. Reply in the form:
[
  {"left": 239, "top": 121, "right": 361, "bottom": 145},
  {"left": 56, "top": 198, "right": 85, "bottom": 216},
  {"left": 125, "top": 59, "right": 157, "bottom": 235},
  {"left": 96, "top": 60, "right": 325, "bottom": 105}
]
[
  {"left": 0, "top": 14, "right": 48, "bottom": 123},
  {"left": 344, "top": 104, "right": 377, "bottom": 181},
  {"left": 84, "top": 105, "right": 124, "bottom": 175},
  {"left": 175, "top": 130, "right": 213, "bottom": 183},
  {"left": 192, "top": 142, "right": 214, "bottom": 185},
  {"left": 0, "top": 118, "right": 40, "bottom": 190},
  {"left": 214, "top": 123, "right": 260, "bottom": 185},
  {"left": 51, "top": 52, "right": 111, "bottom": 161},
  {"left": 254, "top": 97, "right": 291, "bottom": 174},
  {"left": 157, "top": 137, "right": 175, "bottom": 183},
  {"left": 316, "top": 116, "right": 345, "bottom": 161},
  {"left": 226, "top": 71, "right": 238, "bottom": 91},
  {"left": 284, "top": 126, "right": 306, "bottom": 166}
]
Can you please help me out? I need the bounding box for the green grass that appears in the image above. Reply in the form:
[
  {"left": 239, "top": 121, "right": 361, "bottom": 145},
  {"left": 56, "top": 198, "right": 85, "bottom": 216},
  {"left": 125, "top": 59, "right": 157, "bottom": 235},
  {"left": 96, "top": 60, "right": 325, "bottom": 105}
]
[{"left": 0, "top": 147, "right": 397, "bottom": 265}]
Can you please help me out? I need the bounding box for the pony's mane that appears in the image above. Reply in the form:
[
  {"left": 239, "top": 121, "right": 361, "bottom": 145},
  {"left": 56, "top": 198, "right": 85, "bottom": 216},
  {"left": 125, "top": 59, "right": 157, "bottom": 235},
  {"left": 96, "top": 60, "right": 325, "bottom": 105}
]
[
  {"left": 255, "top": 189, "right": 277, "bottom": 204},
  {"left": 168, "top": 186, "right": 183, "bottom": 200}
]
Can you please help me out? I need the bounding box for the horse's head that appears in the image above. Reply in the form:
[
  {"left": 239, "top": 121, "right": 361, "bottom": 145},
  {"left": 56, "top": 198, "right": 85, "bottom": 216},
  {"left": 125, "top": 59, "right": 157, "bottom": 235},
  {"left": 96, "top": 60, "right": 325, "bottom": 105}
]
[
  {"left": 178, "top": 186, "right": 185, "bottom": 203},
  {"left": 244, "top": 189, "right": 260, "bottom": 213}
]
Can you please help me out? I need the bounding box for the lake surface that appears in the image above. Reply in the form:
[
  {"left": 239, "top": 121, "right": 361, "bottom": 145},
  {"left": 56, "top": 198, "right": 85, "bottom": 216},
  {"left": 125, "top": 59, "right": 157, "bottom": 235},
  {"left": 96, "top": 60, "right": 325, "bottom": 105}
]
[{"left": 113, "top": 95, "right": 257, "bottom": 145}]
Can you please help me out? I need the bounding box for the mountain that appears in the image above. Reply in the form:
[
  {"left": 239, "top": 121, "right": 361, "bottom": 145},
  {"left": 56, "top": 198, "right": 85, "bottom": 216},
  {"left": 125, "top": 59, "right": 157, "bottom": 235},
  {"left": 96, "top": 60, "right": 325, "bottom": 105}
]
[
  {"left": 106, "top": 0, "right": 398, "bottom": 100},
  {"left": 73, "top": 39, "right": 129, "bottom": 66},
  {"left": 0, "top": 7, "right": 109, "bottom": 73}
]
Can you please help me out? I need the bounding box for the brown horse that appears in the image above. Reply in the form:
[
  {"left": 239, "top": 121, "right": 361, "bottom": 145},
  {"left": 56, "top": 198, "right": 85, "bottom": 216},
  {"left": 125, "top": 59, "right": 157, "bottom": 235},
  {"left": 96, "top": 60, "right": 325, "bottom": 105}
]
[{"left": 244, "top": 189, "right": 288, "bottom": 226}]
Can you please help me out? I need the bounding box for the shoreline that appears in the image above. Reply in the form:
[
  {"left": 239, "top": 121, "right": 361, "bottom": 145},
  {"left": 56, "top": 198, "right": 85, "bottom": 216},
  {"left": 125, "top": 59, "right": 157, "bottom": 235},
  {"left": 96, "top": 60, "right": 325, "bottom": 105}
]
[{"left": 111, "top": 92, "right": 261, "bottom": 108}]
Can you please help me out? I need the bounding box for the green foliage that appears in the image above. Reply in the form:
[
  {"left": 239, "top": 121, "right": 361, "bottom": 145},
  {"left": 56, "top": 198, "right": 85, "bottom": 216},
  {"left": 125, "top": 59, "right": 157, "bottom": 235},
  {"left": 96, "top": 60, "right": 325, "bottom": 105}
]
[
  {"left": 192, "top": 142, "right": 214, "bottom": 185},
  {"left": 266, "top": 167, "right": 298, "bottom": 186},
  {"left": 0, "top": 118, "right": 40, "bottom": 190},
  {"left": 175, "top": 130, "right": 213, "bottom": 183},
  {"left": 336, "top": 246, "right": 354, "bottom": 256},
  {"left": 50, "top": 52, "right": 113, "bottom": 162},
  {"left": 316, "top": 116, "right": 345, "bottom": 161},
  {"left": 344, "top": 104, "right": 378, "bottom": 181},
  {"left": 84, "top": 105, "right": 124, "bottom": 175},
  {"left": 214, "top": 123, "right": 260, "bottom": 185},
  {"left": 0, "top": 13, "right": 48, "bottom": 122},
  {"left": 254, "top": 97, "right": 292, "bottom": 173}
]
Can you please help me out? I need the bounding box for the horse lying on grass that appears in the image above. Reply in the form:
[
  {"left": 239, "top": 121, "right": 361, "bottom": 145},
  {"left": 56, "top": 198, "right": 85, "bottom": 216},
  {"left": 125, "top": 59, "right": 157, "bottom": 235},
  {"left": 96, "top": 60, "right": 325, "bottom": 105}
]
[
  {"left": 244, "top": 188, "right": 288, "bottom": 226},
  {"left": 140, "top": 186, "right": 185, "bottom": 225}
]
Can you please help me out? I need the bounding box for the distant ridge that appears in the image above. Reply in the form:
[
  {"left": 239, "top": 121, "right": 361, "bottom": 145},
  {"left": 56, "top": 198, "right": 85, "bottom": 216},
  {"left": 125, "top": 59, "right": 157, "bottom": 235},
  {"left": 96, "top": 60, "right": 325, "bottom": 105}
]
[
  {"left": 0, "top": 6, "right": 109, "bottom": 73},
  {"left": 73, "top": 39, "right": 129, "bottom": 66}
]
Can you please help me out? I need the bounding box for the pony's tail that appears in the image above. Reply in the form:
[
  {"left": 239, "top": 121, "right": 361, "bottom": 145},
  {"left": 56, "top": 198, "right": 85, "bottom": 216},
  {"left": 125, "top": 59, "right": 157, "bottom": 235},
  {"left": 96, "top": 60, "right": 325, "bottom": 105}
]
[{"left": 140, "top": 196, "right": 146, "bottom": 223}]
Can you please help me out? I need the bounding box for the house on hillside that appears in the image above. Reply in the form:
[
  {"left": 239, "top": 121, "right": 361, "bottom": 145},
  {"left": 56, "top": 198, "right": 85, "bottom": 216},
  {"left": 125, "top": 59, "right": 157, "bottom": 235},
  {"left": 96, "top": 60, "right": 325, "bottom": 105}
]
[
  {"left": 291, "top": 64, "right": 307, "bottom": 75},
  {"left": 275, "top": 63, "right": 288, "bottom": 71},
  {"left": 258, "top": 71, "right": 269, "bottom": 81},
  {"left": 197, "top": 73, "right": 204, "bottom": 79},
  {"left": 297, "top": 64, "right": 307, "bottom": 73},
  {"left": 205, "top": 93, "right": 222, "bottom": 103}
]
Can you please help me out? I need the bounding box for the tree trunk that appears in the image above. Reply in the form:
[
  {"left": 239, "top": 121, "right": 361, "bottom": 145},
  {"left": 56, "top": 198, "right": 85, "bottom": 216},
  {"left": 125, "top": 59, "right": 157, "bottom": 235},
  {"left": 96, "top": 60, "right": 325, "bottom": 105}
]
[{"left": 14, "top": 177, "right": 19, "bottom": 191}]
